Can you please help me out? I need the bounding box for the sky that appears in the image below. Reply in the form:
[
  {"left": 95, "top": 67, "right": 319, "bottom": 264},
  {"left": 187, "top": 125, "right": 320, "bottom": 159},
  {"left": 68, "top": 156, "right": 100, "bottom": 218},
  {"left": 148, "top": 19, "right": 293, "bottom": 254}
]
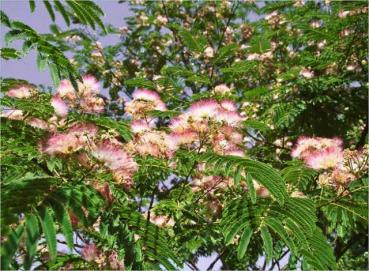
[
  {"left": 0, "top": 1, "right": 270, "bottom": 270},
  {"left": 0, "top": 0, "right": 133, "bottom": 85}
]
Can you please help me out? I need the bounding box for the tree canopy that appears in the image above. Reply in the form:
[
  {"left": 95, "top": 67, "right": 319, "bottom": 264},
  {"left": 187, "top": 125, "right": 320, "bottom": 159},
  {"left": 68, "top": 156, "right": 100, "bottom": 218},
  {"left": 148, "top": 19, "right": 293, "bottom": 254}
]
[{"left": 1, "top": 0, "right": 368, "bottom": 270}]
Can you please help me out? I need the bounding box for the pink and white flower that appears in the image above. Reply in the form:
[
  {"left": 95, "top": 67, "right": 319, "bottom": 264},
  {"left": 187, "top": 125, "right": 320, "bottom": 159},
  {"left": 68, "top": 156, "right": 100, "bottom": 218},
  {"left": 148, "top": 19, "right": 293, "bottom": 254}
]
[
  {"left": 291, "top": 136, "right": 342, "bottom": 160},
  {"left": 131, "top": 119, "right": 155, "bottom": 133},
  {"left": 131, "top": 130, "right": 173, "bottom": 158},
  {"left": 80, "top": 75, "right": 100, "bottom": 95},
  {"left": 215, "top": 108, "right": 244, "bottom": 127},
  {"left": 168, "top": 130, "right": 198, "bottom": 149},
  {"left": 41, "top": 133, "right": 82, "bottom": 155},
  {"left": 91, "top": 140, "right": 137, "bottom": 171},
  {"left": 186, "top": 99, "right": 219, "bottom": 121},
  {"left": 305, "top": 147, "right": 343, "bottom": 170},
  {"left": 1, "top": 109, "right": 24, "bottom": 120},
  {"left": 57, "top": 80, "right": 76, "bottom": 100},
  {"left": 51, "top": 94, "right": 69, "bottom": 117},
  {"left": 125, "top": 89, "right": 166, "bottom": 118},
  {"left": 220, "top": 99, "right": 238, "bottom": 112},
  {"left": 7, "top": 85, "right": 33, "bottom": 99},
  {"left": 214, "top": 84, "right": 231, "bottom": 94},
  {"left": 81, "top": 244, "right": 99, "bottom": 262},
  {"left": 26, "top": 117, "right": 48, "bottom": 130}
]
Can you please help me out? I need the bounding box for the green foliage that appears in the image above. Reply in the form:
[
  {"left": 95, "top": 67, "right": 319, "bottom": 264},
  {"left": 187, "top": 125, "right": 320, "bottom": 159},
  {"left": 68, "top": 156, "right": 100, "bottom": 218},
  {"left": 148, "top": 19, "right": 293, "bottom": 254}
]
[
  {"left": 1, "top": 0, "right": 368, "bottom": 270},
  {"left": 201, "top": 152, "right": 288, "bottom": 204},
  {"left": 221, "top": 196, "right": 337, "bottom": 270}
]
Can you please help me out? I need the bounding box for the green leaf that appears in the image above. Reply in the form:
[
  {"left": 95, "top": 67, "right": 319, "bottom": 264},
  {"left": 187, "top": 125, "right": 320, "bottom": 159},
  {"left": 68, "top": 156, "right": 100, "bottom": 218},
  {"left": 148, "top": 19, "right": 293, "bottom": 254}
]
[
  {"left": 265, "top": 217, "right": 297, "bottom": 254},
  {"left": 54, "top": 0, "right": 70, "bottom": 26},
  {"left": 43, "top": 1, "right": 55, "bottom": 21},
  {"left": 237, "top": 225, "right": 253, "bottom": 259},
  {"left": 201, "top": 152, "right": 287, "bottom": 204},
  {"left": 260, "top": 225, "right": 273, "bottom": 264},
  {"left": 249, "top": 36, "right": 271, "bottom": 53},
  {"left": 0, "top": 10, "right": 11, "bottom": 27},
  {"left": 213, "top": 43, "right": 238, "bottom": 64},
  {"left": 179, "top": 29, "right": 207, "bottom": 52},
  {"left": 0, "top": 48, "right": 22, "bottom": 60},
  {"left": 244, "top": 159, "right": 287, "bottom": 204},
  {"left": 244, "top": 120, "right": 270, "bottom": 133},
  {"left": 245, "top": 173, "right": 256, "bottom": 204},
  {"left": 36, "top": 53, "right": 47, "bottom": 71},
  {"left": 49, "top": 63, "right": 61, "bottom": 86},
  {"left": 54, "top": 203, "right": 74, "bottom": 252},
  {"left": 224, "top": 217, "right": 249, "bottom": 245},
  {"left": 38, "top": 207, "right": 57, "bottom": 262},
  {"left": 125, "top": 77, "right": 155, "bottom": 89},
  {"left": 243, "top": 86, "right": 269, "bottom": 100},
  {"left": 1, "top": 225, "right": 24, "bottom": 270},
  {"left": 24, "top": 214, "right": 40, "bottom": 270},
  {"left": 29, "top": 0, "right": 36, "bottom": 12},
  {"left": 234, "top": 167, "right": 241, "bottom": 185}
]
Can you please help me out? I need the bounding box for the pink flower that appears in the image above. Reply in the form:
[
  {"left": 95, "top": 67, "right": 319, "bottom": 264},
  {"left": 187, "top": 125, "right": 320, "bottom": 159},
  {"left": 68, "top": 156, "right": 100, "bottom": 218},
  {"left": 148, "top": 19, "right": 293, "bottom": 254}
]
[
  {"left": 81, "top": 244, "right": 99, "bottom": 262},
  {"left": 132, "top": 88, "right": 167, "bottom": 110},
  {"left": 81, "top": 75, "right": 100, "bottom": 94},
  {"left": 187, "top": 99, "right": 218, "bottom": 120},
  {"left": 92, "top": 140, "right": 137, "bottom": 171},
  {"left": 338, "top": 10, "right": 349, "bottom": 18},
  {"left": 254, "top": 181, "right": 270, "bottom": 198},
  {"left": 192, "top": 176, "right": 229, "bottom": 192},
  {"left": 291, "top": 136, "right": 342, "bottom": 160},
  {"left": 125, "top": 89, "right": 166, "bottom": 118},
  {"left": 169, "top": 116, "right": 189, "bottom": 132},
  {"left": 330, "top": 168, "right": 355, "bottom": 185},
  {"left": 128, "top": 130, "right": 174, "bottom": 158},
  {"left": 132, "top": 88, "right": 162, "bottom": 102},
  {"left": 51, "top": 95, "right": 69, "bottom": 117},
  {"left": 148, "top": 213, "right": 175, "bottom": 228},
  {"left": 69, "top": 122, "right": 98, "bottom": 143},
  {"left": 214, "top": 84, "right": 231, "bottom": 94},
  {"left": 1, "top": 109, "right": 24, "bottom": 120},
  {"left": 130, "top": 119, "right": 155, "bottom": 133},
  {"left": 300, "top": 68, "right": 314, "bottom": 79},
  {"left": 80, "top": 96, "right": 105, "bottom": 114},
  {"left": 306, "top": 147, "right": 343, "bottom": 170},
  {"left": 26, "top": 117, "right": 48, "bottom": 130},
  {"left": 41, "top": 133, "right": 82, "bottom": 155},
  {"left": 168, "top": 130, "right": 198, "bottom": 150},
  {"left": 220, "top": 100, "right": 237, "bottom": 112},
  {"left": 108, "top": 250, "right": 125, "bottom": 270},
  {"left": 7, "top": 85, "right": 32, "bottom": 99},
  {"left": 57, "top": 80, "right": 76, "bottom": 100},
  {"left": 215, "top": 108, "right": 244, "bottom": 127}
]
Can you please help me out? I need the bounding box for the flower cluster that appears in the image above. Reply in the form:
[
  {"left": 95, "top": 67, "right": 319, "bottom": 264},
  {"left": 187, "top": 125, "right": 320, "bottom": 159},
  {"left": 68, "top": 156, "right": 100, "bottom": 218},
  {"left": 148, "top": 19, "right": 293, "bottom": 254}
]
[
  {"left": 146, "top": 212, "right": 175, "bottom": 228},
  {"left": 91, "top": 140, "right": 138, "bottom": 188},
  {"left": 168, "top": 98, "right": 245, "bottom": 156},
  {"left": 291, "top": 136, "right": 343, "bottom": 169},
  {"left": 292, "top": 136, "right": 368, "bottom": 191},
  {"left": 55, "top": 75, "right": 105, "bottom": 115},
  {"left": 81, "top": 243, "right": 124, "bottom": 270},
  {"left": 40, "top": 122, "right": 98, "bottom": 155},
  {"left": 6, "top": 84, "right": 36, "bottom": 99},
  {"left": 125, "top": 88, "right": 167, "bottom": 119},
  {"left": 40, "top": 121, "right": 137, "bottom": 188}
]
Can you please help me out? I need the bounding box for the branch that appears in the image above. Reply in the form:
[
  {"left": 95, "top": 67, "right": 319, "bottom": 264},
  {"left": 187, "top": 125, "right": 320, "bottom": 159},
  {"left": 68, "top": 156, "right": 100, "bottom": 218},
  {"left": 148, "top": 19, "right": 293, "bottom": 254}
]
[
  {"left": 207, "top": 250, "right": 225, "bottom": 271},
  {"left": 269, "top": 249, "right": 289, "bottom": 271},
  {"left": 335, "top": 232, "right": 365, "bottom": 260},
  {"left": 146, "top": 186, "right": 157, "bottom": 223}
]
